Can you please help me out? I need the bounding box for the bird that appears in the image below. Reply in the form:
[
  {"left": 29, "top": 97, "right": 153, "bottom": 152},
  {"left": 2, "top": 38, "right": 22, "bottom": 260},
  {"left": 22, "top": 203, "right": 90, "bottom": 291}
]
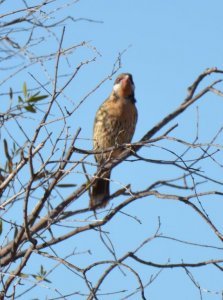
[{"left": 90, "top": 73, "right": 138, "bottom": 209}]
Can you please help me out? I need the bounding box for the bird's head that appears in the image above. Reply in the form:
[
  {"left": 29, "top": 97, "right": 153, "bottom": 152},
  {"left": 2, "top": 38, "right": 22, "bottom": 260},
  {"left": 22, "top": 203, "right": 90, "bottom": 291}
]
[{"left": 112, "top": 73, "right": 135, "bottom": 98}]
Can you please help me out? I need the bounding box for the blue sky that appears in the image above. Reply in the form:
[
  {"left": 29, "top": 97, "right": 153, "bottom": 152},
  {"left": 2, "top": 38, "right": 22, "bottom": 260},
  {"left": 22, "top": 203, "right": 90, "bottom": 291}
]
[
  {"left": 2, "top": 0, "right": 223, "bottom": 299},
  {"left": 69, "top": 0, "right": 223, "bottom": 143}
]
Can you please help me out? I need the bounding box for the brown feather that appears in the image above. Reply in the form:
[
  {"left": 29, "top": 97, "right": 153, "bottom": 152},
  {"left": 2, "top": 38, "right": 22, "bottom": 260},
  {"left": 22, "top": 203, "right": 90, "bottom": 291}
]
[
  {"left": 90, "top": 73, "right": 137, "bottom": 209},
  {"left": 90, "top": 170, "right": 110, "bottom": 209}
]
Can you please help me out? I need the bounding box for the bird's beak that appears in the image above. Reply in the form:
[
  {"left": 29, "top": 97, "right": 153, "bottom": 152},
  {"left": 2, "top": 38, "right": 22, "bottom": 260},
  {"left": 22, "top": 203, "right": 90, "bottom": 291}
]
[{"left": 121, "top": 75, "right": 134, "bottom": 97}]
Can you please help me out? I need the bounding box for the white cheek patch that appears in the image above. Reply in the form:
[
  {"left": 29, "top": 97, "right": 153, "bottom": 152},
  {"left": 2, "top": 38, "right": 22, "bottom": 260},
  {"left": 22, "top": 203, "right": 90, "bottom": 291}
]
[
  {"left": 113, "top": 80, "right": 135, "bottom": 94},
  {"left": 113, "top": 83, "right": 121, "bottom": 93}
]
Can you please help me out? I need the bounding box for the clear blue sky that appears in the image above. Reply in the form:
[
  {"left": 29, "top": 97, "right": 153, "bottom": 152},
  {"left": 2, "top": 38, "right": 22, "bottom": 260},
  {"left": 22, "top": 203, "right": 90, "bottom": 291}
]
[{"left": 2, "top": 0, "right": 223, "bottom": 299}]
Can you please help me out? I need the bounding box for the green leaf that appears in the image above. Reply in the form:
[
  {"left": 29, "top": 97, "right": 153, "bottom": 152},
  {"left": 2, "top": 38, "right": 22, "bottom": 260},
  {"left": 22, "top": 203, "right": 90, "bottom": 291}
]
[
  {"left": 9, "top": 87, "right": 13, "bottom": 99},
  {"left": 25, "top": 105, "right": 36, "bottom": 113},
  {"left": 32, "top": 275, "right": 43, "bottom": 281},
  {"left": 40, "top": 265, "right": 44, "bottom": 275},
  {"left": 27, "top": 95, "right": 48, "bottom": 103},
  {"left": 14, "top": 226, "right": 18, "bottom": 239},
  {"left": 3, "top": 139, "right": 13, "bottom": 173},
  {"left": 0, "top": 220, "right": 2, "bottom": 235},
  {"left": 56, "top": 183, "right": 77, "bottom": 188},
  {"left": 18, "top": 273, "right": 29, "bottom": 278},
  {"left": 23, "top": 82, "right": 27, "bottom": 97},
  {"left": 18, "top": 96, "right": 23, "bottom": 103},
  {"left": 31, "top": 264, "right": 51, "bottom": 283},
  {"left": 43, "top": 278, "right": 51, "bottom": 283},
  {"left": 3, "top": 139, "right": 10, "bottom": 159}
]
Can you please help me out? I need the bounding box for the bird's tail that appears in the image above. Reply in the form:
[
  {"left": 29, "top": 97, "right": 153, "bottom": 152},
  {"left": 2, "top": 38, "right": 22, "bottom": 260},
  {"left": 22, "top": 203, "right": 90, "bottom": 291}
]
[{"left": 90, "top": 170, "right": 111, "bottom": 209}]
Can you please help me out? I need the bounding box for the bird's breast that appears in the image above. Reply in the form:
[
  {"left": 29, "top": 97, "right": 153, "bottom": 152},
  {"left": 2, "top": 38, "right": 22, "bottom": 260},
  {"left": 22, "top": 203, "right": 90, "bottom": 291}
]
[{"left": 93, "top": 97, "right": 137, "bottom": 161}]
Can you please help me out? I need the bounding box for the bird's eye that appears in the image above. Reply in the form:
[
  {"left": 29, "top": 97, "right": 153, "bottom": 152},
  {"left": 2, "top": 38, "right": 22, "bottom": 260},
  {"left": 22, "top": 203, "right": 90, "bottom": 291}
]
[{"left": 115, "top": 77, "right": 122, "bottom": 84}]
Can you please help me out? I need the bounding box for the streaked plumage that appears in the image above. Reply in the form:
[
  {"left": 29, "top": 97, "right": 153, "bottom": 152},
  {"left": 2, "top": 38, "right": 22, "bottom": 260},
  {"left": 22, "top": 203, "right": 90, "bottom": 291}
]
[{"left": 90, "top": 73, "right": 138, "bottom": 209}]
